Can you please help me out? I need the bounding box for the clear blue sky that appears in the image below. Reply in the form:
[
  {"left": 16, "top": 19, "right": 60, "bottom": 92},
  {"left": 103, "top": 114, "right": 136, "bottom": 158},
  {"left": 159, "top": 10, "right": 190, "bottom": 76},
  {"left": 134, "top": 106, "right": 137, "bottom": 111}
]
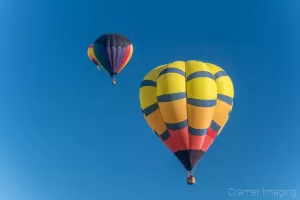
[{"left": 0, "top": 0, "right": 299, "bottom": 199}]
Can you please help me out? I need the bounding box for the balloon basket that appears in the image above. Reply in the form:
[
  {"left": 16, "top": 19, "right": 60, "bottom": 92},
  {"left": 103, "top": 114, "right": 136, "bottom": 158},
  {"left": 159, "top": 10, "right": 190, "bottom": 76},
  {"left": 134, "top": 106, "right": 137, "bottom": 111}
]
[
  {"left": 112, "top": 80, "right": 116, "bottom": 85},
  {"left": 187, "top": 176, "right": 196, "bottom": 185}
]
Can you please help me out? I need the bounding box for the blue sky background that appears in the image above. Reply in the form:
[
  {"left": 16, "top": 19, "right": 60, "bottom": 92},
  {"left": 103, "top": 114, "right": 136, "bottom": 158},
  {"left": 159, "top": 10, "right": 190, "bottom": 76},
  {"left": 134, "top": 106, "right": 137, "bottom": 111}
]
[{"left": 0, "top": 0, "right": 299, "bottom": 199}]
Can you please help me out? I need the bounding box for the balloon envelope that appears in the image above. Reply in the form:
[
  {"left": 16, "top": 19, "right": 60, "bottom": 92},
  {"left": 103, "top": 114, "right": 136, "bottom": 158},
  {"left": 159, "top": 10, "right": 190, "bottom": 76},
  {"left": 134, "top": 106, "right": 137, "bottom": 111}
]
[
  {"left": 87, "top": 44, "right": 100, "bottom": 67},
  {"left": 93, "top": 33, "right": 133, "bottom": 83},
  {"left": 139, "top": 60, "right": 234, "bottom": 172}
]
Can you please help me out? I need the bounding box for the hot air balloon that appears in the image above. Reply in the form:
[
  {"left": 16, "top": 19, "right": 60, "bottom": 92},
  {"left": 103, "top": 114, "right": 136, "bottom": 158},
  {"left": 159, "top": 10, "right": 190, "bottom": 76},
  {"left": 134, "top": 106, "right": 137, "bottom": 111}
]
[
  {"left": 87, "top": 44, "right": 101, "bottom": 71},
  {"left": 139, "top": 60, "right": 234, "bottom": 185},
  {"left": 93, "top": 33, "right": 133, "bottom": 85}
]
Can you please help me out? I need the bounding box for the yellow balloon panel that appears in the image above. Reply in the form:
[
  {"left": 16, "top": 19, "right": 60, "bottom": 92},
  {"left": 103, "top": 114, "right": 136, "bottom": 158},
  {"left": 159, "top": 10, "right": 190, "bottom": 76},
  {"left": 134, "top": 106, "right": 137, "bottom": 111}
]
[
  {"left": 144, "top": 65, "right": 166, "bottom": 82},
  {"left": 158, "top": 99, "right": 187, "bottom": 124},
  {"left": 157, "top": 63, "right": 187, "bottom": 125},
  {"left": 206, "top": 63, "right": 234, "bottom": 135},
  {"left": 143, "top": 111, "right": 167, "bottom": 136},
  {"left": 139, "top": 66, "right": 165, "bottom": 109},
  {"left": 185, "top": 61, "right": 217, "bottom": 131},
  {"left": 156, "top": 62, "right": 186, "bottom": 96},
  {"left": 139, "top": 87, "right": 158, "bottom": 110},
  {"left": 187, "top": 105, "right": 215, "bottom": 130},
  {"left": 139, "top": 66, "right": 168, "bottom": 137},
  {"left": 185, "top": 60, "right": 207, "bottom": 77},
  {"left": 186, "top": 61, "right": 217, "bottom": 100},
  {"left": 206, "top": 63, "right": 234, "bottom": 99}
]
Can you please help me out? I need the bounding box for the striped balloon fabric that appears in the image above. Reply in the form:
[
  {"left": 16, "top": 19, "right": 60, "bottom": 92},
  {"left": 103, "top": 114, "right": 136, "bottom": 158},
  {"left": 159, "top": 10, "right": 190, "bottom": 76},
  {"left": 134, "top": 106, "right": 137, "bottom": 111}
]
[{"left": 93, "top": 33, "right": 133, "bottom": 85}]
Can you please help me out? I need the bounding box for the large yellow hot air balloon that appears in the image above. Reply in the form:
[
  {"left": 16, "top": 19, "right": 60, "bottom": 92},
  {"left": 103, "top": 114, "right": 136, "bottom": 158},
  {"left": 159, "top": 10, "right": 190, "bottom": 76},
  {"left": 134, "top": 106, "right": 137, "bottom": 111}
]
[{"left": 139, "top": 60, "right": 234, "bottom": 185}]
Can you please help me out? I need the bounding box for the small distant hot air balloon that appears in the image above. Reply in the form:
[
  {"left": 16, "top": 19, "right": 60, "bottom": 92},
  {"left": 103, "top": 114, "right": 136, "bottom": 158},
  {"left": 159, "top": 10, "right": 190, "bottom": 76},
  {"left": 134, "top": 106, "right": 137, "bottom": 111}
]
[
  {"left": 87, "top": 44, "right": 101, "bottom": 71},
  {"left": 139, "top": 60, "right": 234, "bottom": 185},
  {"left": 93, "top": 33, "right": 133, "bottom": 85}
]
